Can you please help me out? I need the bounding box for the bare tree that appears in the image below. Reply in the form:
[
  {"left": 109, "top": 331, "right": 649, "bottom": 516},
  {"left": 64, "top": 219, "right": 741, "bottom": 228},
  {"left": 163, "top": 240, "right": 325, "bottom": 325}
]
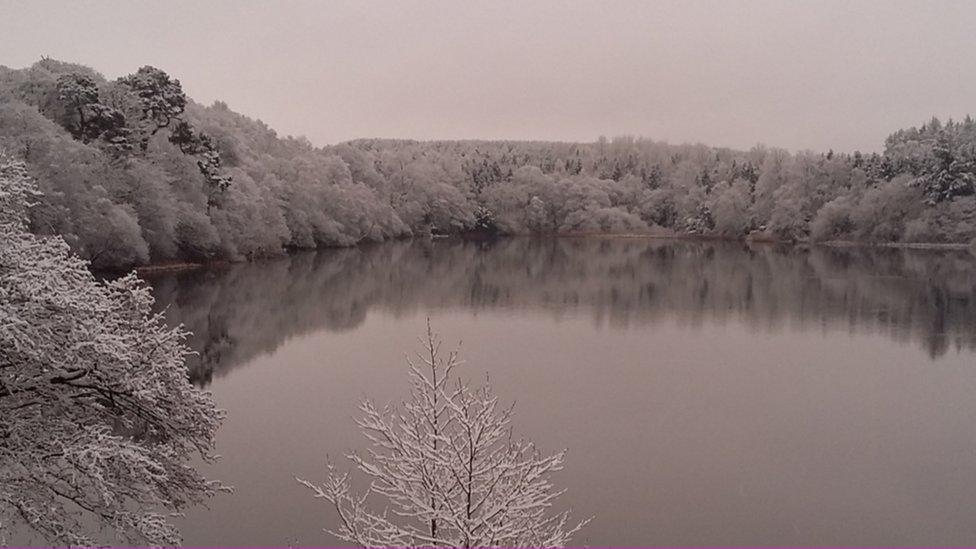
[{"left": 298, "top": 321, "right": 588, "bottom": 547}]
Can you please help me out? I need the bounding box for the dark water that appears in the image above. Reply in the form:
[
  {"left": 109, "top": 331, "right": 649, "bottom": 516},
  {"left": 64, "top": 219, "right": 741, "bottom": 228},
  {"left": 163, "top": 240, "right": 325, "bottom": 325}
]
[{"left": 147, "top": 237, "right": 976, "bottom": 546}]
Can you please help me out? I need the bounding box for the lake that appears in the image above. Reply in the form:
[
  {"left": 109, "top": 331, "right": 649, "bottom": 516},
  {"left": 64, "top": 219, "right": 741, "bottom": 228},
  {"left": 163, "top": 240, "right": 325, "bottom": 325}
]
[{"left": 146, "top": 237, "right": 976, "bottom": 546}]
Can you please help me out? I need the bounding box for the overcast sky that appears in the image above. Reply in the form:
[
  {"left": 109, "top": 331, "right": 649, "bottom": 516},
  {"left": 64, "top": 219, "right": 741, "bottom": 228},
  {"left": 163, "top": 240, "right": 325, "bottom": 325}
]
[{"left": 2, "top": 0, "right": 975, "bottom": 152}]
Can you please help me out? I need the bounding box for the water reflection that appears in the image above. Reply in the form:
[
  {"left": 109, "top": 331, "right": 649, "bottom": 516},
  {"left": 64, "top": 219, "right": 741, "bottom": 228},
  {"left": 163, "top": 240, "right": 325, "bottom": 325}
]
[{"left": 147, "top": 237, "right": 976, "bottom": 386}]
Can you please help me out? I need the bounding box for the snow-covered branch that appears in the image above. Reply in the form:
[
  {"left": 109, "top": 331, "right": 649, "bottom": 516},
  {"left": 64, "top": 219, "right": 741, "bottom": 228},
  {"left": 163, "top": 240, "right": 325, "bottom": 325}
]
[
  {"left": 0, "top": 155, "right": 227, "bottom": 546},
  {"left": 298, "top": 319, "right": 588, "bottom": 548}
]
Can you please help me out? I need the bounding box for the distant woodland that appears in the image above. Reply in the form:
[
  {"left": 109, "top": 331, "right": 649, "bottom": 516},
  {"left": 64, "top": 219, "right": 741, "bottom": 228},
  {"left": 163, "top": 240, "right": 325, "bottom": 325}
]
[{"left": 1, "top": 59, "right": 974, "bottom": 270}]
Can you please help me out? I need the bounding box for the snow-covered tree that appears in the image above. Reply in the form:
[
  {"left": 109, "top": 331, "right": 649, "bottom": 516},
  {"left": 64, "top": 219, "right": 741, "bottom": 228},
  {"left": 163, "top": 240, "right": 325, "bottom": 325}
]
[
  {"left": 116, "top": 66, "right": 187, "bottom": 151},
  {"left": 6, "top": 58, "right": 976, "bottom": 269},
  {"left": 709, "top": 178, "right": 753, "bottom": 236},
  {"left": 55, "top": 73, "right": 130, "bottom": 150},
  {"left": 298, "top": 321, "right": 588, "bottom": 548},
  {"left": 0, "top": 155, "right": 226, "bottom": 546}
]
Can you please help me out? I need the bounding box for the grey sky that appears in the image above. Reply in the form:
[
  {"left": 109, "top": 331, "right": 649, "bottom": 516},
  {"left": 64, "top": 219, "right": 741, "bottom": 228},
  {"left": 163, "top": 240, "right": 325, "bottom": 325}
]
[{"left": 2, "top": 0, "right": 975, "bottom": 152}]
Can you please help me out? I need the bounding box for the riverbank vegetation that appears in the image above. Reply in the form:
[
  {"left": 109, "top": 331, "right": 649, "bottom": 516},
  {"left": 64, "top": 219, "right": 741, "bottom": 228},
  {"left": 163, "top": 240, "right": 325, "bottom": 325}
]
[
  {"left": 0, "top": 156, "right": 225, "bottom": 546},
  {"left": 1, "top": 59, "right": 974, "bottom": 271}
]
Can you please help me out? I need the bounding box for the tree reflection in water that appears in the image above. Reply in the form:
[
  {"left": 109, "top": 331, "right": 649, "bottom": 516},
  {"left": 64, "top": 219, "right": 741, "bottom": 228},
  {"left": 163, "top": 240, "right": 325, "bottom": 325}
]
[{"left": 147, "top": 237, "right": 976, "bottom": 386}]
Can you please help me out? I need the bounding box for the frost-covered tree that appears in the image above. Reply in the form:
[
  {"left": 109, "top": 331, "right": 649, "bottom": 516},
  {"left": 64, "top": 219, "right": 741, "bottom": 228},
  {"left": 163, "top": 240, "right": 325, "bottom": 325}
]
[
  {"left": 117, "top": 66, "right": 187, "bottom": 151},
  {"left": 168, "top": 120, "right": 232, "bottom": 212},
  {"left": 915, "top": 130, "right": 976, "bottom": 204},
  {"left": 708, "top": 178, "right": 753, "bottom": 236},
  {"left": 0, "top": 156, "right": 225, "bottom": 546},
  {"left": 298, "top": 322, "right": 588, "bottom": 548},
  {"left": 54, "top": 73, "right": 100, "bottom": 140},
  {"left": 6, "top": 58, "right": 976, "bottom": 269},
  {"left": 55, "top": 73, "right": 129, "bottom": 150}
]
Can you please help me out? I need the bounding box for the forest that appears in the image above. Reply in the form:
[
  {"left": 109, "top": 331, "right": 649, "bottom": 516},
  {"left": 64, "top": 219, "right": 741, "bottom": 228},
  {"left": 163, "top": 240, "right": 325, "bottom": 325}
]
[{"left": 1, "top": 58, "right": 975, "bottom": 271}]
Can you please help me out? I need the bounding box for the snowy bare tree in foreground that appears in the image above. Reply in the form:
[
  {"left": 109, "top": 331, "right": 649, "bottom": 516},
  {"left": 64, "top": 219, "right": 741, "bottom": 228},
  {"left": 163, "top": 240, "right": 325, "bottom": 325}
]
[
  {"left": 0, "top": 155, "right": 225, "bottom": 546},
  {"left": 298, "top": 321, "right": 588, "bottom": 547}
]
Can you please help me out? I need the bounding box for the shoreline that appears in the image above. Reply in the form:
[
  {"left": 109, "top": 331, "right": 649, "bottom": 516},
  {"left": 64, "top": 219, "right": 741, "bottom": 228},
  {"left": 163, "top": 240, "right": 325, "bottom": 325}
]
[
  {"left": 131, "top": 233, "right": 976, "bottom": 275},
  {"left": 819, "top": 239, "right": 972, "bottom": 251},
  {"left": 134, "top": 260, "right": 230, "bottom": 276}
]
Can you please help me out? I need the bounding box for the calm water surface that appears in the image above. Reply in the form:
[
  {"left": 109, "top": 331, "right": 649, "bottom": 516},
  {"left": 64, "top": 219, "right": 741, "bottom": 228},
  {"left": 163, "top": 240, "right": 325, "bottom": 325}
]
[{"left": 147, "top": 237, "right": 976, "bottom": 546}]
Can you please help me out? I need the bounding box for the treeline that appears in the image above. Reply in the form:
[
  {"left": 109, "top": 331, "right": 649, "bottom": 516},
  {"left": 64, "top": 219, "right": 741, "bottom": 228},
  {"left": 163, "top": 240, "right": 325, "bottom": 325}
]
[{"left": 1, "top": 59, "right": 975, "bottom": 270}]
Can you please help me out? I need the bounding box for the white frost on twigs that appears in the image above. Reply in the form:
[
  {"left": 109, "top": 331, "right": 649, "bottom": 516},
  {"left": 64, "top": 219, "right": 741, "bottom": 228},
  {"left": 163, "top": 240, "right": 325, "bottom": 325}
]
[
  {"left": 0, "top": 155, "right": 227, "bottom": 547},
  {"left": 298, "top": 320, "right": 589, "bottom": 548}
]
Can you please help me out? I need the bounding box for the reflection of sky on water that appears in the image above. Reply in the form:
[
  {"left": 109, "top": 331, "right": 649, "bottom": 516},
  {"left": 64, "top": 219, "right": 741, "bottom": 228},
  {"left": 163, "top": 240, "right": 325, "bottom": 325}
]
[
  {"left": 149, "top": 237, "right": 976, "bottom": 386},
  {"left": 146, "top": 238, "right": 976, "bottom": 546}
]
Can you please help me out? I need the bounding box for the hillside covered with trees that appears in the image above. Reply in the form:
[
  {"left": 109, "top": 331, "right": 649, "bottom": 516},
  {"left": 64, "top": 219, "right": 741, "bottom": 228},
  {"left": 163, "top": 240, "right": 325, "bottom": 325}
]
[{"left": 1, "top": 59, "right": 974, "bottom": 270}]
